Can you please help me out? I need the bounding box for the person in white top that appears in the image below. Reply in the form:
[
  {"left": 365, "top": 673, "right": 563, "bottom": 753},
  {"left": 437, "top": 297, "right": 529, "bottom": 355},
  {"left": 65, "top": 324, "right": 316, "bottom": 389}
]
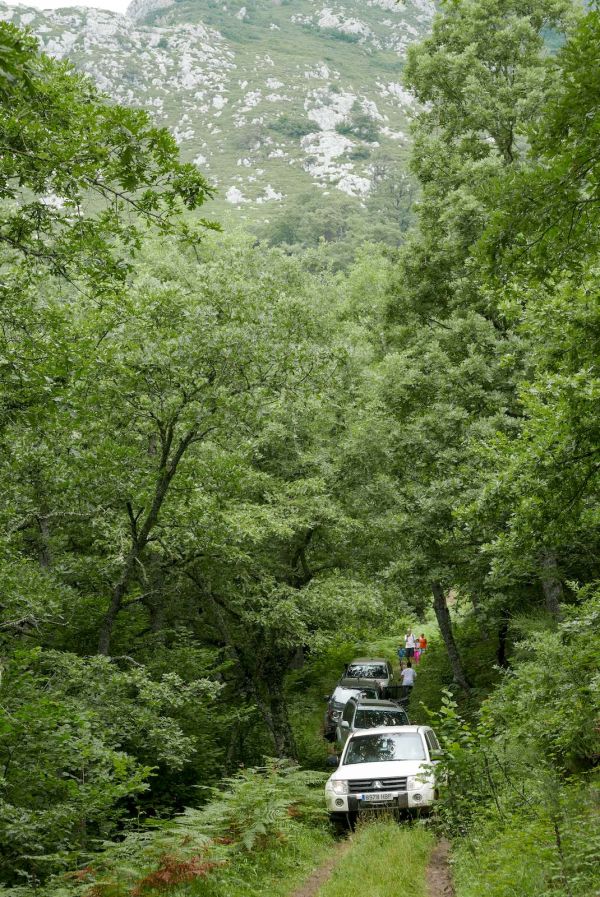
[
  {"left": 405, "top": 630, "right": 416, "bottom": 659},
  {"left": 401, "top": 662, "right": 416, "bottom": 699}
]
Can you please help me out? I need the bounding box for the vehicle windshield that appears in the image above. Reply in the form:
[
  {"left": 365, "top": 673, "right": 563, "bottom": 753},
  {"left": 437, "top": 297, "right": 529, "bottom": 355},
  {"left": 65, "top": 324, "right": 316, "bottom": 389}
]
[
  {"left": 346, "top": 663, "right": 387, "bottom": 679},
  {"left": 354, "top": 709, "right": 408, "bottom": 729},
  {"left": 343, "top": 733, "right": 426, "bottom": 764},
  {"left": 332, "top": 686, "right": 378, "bottom": 706}
]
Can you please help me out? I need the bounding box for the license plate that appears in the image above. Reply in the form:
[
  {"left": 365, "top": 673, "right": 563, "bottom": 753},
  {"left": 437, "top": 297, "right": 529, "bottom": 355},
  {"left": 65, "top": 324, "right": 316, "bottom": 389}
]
[{"left": 361, "top": 792, "right": 394, "bottom": 802}]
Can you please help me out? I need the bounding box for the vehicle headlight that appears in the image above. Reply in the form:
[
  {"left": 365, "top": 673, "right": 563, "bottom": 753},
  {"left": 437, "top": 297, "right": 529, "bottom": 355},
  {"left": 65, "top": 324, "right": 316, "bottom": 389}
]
[
  {"left": 407, "top": 774, "right": 431, "bottom": 791},
  {"left": 327, "top": 780, "right": 349, "bottom": 795}
]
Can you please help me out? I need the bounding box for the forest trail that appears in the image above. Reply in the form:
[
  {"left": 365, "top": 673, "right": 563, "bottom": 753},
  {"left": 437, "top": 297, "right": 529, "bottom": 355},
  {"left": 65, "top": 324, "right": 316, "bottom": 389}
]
[
  {"left": 289, "top": 839, "right": 353, "bottom": 897},
  {"left": 289, "top": 828, "right": 452, "bottom": 897},
  {"left": 426, "top": 839, "right": 455, "bottom": 897}
]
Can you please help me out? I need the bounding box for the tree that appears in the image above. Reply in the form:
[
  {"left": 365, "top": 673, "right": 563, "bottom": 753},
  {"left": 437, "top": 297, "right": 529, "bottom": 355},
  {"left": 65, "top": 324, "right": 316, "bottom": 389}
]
[
  {"left": 462, "top": 9, "right": 600, "bottom": 596},
  {"left": 363, "top": 0, "right": 577, "bottom": 682},
  {"left": 0, "top": 23, "right": 215, "bottom": 298}
]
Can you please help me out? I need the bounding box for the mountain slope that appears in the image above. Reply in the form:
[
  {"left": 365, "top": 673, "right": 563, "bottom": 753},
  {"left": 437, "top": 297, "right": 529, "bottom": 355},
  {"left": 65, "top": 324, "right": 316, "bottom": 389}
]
[{"left": 1, "top": 0, "right": 432, "bottom": 219}]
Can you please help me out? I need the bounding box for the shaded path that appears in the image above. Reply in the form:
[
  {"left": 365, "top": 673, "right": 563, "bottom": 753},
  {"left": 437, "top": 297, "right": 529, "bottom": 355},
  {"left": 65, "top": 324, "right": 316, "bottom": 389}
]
[
  {"left": 289, "top": 839, "right": 352, "bottom": 897},
  {"left": 426, "top": 838, "right": 455, "bottom": 897}
]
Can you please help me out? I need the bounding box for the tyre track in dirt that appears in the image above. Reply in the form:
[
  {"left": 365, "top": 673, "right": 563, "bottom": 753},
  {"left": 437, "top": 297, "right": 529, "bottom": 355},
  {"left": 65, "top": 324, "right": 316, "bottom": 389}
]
[
  {"left": 288, "top": 834, "right": 454, "bottom": 897},
  {"left": 426, "top": 838, "right": 455, "bottom": 897},
  {"left": 288, "top": 838, "right": 352, "bottom": 897}
]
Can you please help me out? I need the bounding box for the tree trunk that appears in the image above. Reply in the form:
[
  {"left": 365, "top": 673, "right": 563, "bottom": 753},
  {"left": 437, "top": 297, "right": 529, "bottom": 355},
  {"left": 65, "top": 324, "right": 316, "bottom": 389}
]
[
  {"left": 431, "top": 581, "right": 470, "bottom": 693},
  {"left": 267, "top": 680, "right": 298, "bottom": 759},
  {"left": 36, "top": 514, "right": 52, "bottom": 569},
  {"left": 497, "top": 614, "right": 509, "bottom": 669},
  {"left": 225, "top": 721, "right": 241, "bottom": 773},
  {"left": 97, "top": 555, "right": 139, "bottom": 655},
  {"left": 469, "top": 593, "right": 488, "bottom": 639},
  {"left": 196, "top": 582, "right": 299, "bottom": 760},
  {"left": 97, "top": 427, "right": 198, "bottom": 655},
  {"left": 540, "top": 551, "right": 563, "bottom": 622}
]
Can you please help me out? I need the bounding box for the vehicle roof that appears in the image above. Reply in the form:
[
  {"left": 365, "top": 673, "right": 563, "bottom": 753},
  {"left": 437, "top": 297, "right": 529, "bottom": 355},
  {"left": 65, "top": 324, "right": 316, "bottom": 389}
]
[
  {"left": 348, "top": 699, "right": 406, "bottom": 710},
  {"left": 347, "top": 657, "right": 389, "bottom": 664},
  {"left": 337, "top": 677, "right": 381, "bottom": 689},
  {"left": 347, "top": 725, "right": 428, "bottom": 738}
]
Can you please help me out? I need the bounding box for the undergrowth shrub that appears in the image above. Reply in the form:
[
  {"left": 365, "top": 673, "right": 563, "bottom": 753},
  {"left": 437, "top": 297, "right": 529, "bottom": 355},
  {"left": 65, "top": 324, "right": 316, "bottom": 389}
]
[
  {"left": 268, "top": 115, "right": 313, "bottom": 139},
  {"left": 0, "top": 762, "right": 328, "bottom": 897},
  {"left": 429, "top": 591, "right": 600, "bottom": 897}
]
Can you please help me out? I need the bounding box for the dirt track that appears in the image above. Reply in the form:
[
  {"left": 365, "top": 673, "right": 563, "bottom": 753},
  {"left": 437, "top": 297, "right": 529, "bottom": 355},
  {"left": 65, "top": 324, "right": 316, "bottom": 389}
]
[
  {"left": 289, "top": 839, "right": 352, "bottom": 897},
  {"left": 426, "top": 838, "right": 455, "bottom": 897},
  {"left": 289, "top": 834, "right": 454, "bottom": 897}
]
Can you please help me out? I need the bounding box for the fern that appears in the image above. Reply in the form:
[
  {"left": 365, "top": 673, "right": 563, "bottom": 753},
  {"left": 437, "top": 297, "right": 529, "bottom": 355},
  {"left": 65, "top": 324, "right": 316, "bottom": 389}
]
[{"left": 14, "top": 761, "right": 328, "bottom": 896}]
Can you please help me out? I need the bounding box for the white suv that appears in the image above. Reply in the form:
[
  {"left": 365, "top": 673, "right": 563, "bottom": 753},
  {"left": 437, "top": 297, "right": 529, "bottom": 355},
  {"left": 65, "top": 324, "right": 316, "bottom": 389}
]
[{"left": 325, "top": 725, "right": 441, "bottom": 827}]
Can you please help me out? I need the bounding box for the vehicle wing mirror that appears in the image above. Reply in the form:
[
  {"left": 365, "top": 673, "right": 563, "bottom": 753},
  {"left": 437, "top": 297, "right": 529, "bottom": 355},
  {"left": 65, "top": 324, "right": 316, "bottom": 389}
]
[
  {"left": 341, "top": 720, "right": 350, "bottom": 729},
  {"left": 324, "top": 695, "right": 331, "bottom": 702},
  {"left": 326, "top": 754, "right": 340, "bottom": 768}
]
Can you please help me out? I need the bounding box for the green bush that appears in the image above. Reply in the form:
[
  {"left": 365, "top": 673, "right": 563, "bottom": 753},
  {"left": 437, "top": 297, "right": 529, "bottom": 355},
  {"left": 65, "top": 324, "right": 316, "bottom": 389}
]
[
  {"left": 301, "top": 24, "right": 361, "bottom": 43},
  {"left": 347, "top": 145, "right": 371, "bottom": 161},
  {"left": 268, "top": 115, "right": 314, "bottom": 139},
  {"left": 335, "top": 103, "right": 379, "bottom": 143},
  {"left": 0, "top": 649, "right": 217, "bottom": 886},
  {"left": 5, "top": 763, "right": 331, "bottom": 897},
  {"left": 431, "top": 591, "right": 600, "bottom": 897}
]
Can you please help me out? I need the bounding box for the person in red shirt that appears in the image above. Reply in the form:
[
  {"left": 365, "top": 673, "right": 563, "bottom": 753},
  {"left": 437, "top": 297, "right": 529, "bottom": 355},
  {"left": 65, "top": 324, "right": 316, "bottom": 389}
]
[{"left": 419, "top": 634, "right": 428, "bottom": 651}]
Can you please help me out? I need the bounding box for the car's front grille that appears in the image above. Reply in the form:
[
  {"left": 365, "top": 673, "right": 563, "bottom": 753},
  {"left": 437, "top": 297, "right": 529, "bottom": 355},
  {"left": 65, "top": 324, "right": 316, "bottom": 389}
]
[{"left": 348, "top": 777, "right": 407, "bottom": 793}]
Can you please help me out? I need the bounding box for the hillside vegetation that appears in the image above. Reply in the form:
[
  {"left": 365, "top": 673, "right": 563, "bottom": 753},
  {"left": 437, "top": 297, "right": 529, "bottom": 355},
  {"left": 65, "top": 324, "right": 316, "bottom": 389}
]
[
  {"left": 0, "top": 0, "right": 599, "bottom": 895},
  {"left": 0, "top": 0, "right": 429, "bottom": 249}
]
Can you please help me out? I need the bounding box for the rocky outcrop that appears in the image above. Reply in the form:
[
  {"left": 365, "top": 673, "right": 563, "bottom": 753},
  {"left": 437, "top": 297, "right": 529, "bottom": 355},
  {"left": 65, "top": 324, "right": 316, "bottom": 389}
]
[{"left": 0, "top": 0, "right": 433, "bottom": 211}]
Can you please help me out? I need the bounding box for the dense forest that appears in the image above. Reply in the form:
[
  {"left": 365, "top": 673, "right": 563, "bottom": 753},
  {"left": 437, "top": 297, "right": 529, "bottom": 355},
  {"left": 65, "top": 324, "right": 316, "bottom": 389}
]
[{"left": 0, "top": 0, "right": 599, "bottom": 895}]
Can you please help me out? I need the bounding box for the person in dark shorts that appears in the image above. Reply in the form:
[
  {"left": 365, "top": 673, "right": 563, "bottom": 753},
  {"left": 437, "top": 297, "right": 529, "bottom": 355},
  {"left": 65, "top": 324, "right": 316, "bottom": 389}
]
[
  {"left": 401, "top": 661, "right": 416, "bottom": 699},
  {"left": 405, "top": 630, "right": 416, "bottom": 659}
]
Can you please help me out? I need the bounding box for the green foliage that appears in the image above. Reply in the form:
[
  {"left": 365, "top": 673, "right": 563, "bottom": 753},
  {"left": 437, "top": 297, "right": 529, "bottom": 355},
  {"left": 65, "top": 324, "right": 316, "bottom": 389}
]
[
  {"left": 0, "top": 224, "right": 398, "bottom": 883},
  {"left": 2, "top": 1, "right": 600, "bottom": 893},
  {"left": 0, "top": 22, "right": 36, "bottom": 95},
  {"left": 0, "top": 22, "right": 215, "bottom": 307},
  {"left": 453, "top": 782, "right": 600, "bottom": 897},
  {"left": 303, "top": 24, "right": 361, "bottom": 43},
  {"left": 409, "top": 615, "right": 502, "bottom": 722},
  {"left": 335, "top": 102, "right": 379, "bottom": 143},
  {"left": 6, "top": 762, "right": 331, "bottom": 897},
  {"left": 430, "top": 591, "right": 600, "bottom": 897},
  {"left": 347, "top": 145, "right": 371, "bottom": 161},
  {"left": 268, "top": 115, "right": 313, "bottom": 139},
  {"left": 254, "top": 192, "right": 407, "bottom": 269},
  {"left": 0, "top": 648, "right": 217, "bottom": 884}
]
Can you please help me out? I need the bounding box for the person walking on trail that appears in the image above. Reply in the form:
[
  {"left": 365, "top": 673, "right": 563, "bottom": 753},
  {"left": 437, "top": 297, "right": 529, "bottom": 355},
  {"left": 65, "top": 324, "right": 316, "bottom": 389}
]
[
  {"left": 413, "top": 644, "right": 421, "bottom": 664},
  {"left": 401, "top": 661, "right": 416, "bottom": 700},
  {"left": 397, "top": 644, "right": 407, "bottom": 670},
  {"left": 419, "top": 633, "right": 428, "bottom": 652},
  {"left": 405, "top": 630, "right": 416, "bottom": 659}
]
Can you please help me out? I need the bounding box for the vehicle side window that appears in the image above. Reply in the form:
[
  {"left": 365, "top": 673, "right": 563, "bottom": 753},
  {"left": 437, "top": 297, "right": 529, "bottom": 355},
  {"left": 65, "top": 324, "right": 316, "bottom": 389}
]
[
  {"left": 342, "top": 702, "right": 354, "bottom": 723},
  {"left": 424, "top": 730, "right": 441, "bottom": 754}
]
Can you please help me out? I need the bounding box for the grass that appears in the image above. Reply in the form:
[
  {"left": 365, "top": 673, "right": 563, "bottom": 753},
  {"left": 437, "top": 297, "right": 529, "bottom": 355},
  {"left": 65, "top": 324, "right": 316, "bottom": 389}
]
[
  {"left": 180, "top": 826, "right": 334, "bottom": 897},
  {"left": 317, "top": 820, "right": 435, "bottom": 897},
  {"left": 452, "top": 786, "right": 600, "bottom": 897},
  {"left": 408, "top": 612, "right": 504, "bottom": 724}
]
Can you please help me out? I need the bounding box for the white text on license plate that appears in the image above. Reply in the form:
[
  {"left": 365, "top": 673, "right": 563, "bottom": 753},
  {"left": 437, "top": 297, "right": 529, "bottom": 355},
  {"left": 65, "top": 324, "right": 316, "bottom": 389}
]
[{"left": 361, "top": 792, "right": 394, "bottom": 802}]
